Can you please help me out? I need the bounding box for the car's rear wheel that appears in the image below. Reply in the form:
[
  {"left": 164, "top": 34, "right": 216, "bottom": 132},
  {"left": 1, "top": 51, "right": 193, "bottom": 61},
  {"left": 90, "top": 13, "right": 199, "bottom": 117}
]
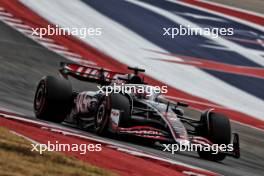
[
  {"left": 34, "top": 76, "right": 72, "bottom": 123},
  {"left": 197, "top": 110, "right": 231, "bottom": 161}
]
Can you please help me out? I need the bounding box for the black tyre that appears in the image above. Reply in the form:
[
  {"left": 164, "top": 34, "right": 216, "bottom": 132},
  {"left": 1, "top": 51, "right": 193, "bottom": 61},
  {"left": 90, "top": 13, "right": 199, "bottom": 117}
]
[
  {"left": 94, "top": 96, "right": 111, "bottom": 135},
  {"left": 110, "top": 93, "right": 131, "bottom": 127},
  {"left": 197, "top": 110, "right": 231, "bottom": 161},
  {"left": 34, "top": 76, "right": 72, "bottom": 123}
]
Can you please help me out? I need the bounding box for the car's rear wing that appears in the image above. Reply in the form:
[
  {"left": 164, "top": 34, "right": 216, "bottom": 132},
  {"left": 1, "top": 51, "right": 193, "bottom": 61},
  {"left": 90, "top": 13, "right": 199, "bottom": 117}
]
[{"left": 59, "top": 62, "right": 124, "bottom": 85}]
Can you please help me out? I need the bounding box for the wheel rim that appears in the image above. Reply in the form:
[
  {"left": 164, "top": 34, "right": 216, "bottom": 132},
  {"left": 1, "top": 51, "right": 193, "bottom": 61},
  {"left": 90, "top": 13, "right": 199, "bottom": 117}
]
[
  {"left": 96, "top": 104, "right": 105, "bottom": 125},
  {"left": 35, "top": 83, "right": 46, "bottom": 111}
]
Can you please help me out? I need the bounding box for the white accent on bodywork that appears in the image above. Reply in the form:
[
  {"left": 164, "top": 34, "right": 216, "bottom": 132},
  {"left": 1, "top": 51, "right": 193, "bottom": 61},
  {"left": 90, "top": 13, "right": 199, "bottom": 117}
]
[{"left": 110, "top": 109, "right": 120, "bottom": 125}]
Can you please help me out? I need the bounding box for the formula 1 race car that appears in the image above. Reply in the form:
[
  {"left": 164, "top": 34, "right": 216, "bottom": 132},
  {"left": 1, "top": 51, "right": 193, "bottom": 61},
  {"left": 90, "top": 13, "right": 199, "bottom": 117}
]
[{"left": 34, "top": 62, "right": 240, "bottom": 161}]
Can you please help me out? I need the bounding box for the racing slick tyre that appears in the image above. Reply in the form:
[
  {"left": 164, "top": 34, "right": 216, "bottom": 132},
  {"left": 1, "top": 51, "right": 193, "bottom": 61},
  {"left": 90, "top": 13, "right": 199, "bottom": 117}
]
[
  {"left": 110, "top": 93, "right": 131, "bottom": 127},
  {"left": 34, "top": 76, "right": 72, "bottom": 123},
  {"left": 94, "top": 95, "right": 111, "bottom": 135},
  {"left": 197, "top": 110, "right": 231, "bottom": 161}
]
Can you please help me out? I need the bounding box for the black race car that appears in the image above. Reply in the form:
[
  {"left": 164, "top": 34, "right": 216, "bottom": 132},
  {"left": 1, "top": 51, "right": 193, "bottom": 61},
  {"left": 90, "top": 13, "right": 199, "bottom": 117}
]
[{"left": 34, "top": 62, "right": 240, "bottom": 161}]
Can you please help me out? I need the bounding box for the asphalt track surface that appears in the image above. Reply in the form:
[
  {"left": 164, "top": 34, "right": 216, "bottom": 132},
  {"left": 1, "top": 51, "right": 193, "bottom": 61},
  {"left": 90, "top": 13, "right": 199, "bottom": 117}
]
[{"left": 0, "top": 20, "right": 264, "bottom": 176}]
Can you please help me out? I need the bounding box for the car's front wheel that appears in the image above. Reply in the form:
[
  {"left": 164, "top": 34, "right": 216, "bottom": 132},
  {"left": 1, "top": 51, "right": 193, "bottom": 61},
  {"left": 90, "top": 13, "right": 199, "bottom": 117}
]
[
  {"left": 197, "top": 110, "right": 231, "bottom": 161},
  {"left": 94, "top": 96, "right": 111, "bottom": 135}
]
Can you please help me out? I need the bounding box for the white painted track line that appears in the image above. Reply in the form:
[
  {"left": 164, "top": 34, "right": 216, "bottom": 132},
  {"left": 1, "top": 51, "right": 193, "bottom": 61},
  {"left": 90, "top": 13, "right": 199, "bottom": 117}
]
[
  {"left": 41, "top": 42, "right": 69, "bottom": 51},
  {"left": 5, "top": 22, "right": 31, "bottom": 29},
  {"left": 0, "top": 11, "right": 13, "bottom": 17},
  {"left": 29, "top": 35, "right": 55, "bottom": 43},
  {"left": 0, "top": 16, "right": 22, "bottom": 23}
]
